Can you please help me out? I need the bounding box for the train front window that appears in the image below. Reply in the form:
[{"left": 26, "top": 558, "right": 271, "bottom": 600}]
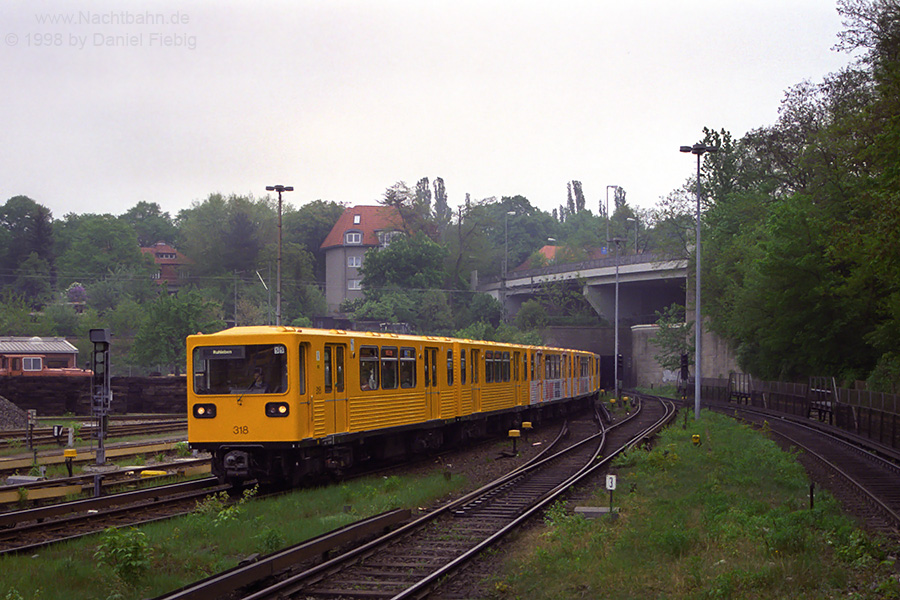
[{"left": 192, "top": 344, "right": 287, "bottom": 395}]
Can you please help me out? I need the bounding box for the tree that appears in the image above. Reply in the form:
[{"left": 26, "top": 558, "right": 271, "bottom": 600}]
[
  {"left": 12, "top": 252, "right": 52, "bottom": 308},
  {"left": 282, "top": 199, "right": 344, "bottom": 281},
  {"left": 515, "top": 299, "right": 548, "bottom": 331},
  {"left": 380, "top": 181, "right": 439, "bottom": 241},
  {"left": 432, "top": 177, "right": 451, "bottom": 235},
  {"left": 359, "top": 232, "right": 448, "bottom": 293},
  {"left": 55, "top": 214, "right": 150, "bottom": 284},
  {"left": 130, "top": 290, "right": 224, "bottom": 374},
  {"left": 120, "top": 201, "right": 179, "bottom": 247},
  {"left": 651, "top": 304, "right": 693, "bottom": 372},
  {"left": 0, "top": 196, "right": 55, "bottom": 288},
  {"left": 176, "top": 193, "right": 274, "bottom": 278}
]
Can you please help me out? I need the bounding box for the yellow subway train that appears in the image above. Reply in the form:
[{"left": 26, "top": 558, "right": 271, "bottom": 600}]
[{"left": 187, "top": 326, "right": 602, "bottom": 487}]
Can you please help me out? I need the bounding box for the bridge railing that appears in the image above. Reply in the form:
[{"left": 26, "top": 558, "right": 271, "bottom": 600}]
[{"left": 481, "top": 252, "right": 686, "bottom": 285}]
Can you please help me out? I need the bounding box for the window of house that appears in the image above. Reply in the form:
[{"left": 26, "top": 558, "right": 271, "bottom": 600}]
[
  {"left": 353, "top": 215, "right": 361, "bottom": 224},
  {"left": 23, "top": 357, "right": 42, "bottom": 371},
  {"left": 348, "top": 279, "right": 362, "bottom": 290},
  {"left": 348, "top": 256, "right": 362, "bottom": 268},
  {"left": 345, "top": 232, "right": 362, "bottom": 244}
]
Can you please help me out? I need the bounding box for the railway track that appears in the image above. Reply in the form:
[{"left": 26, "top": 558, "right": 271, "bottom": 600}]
[
  {"left": 0, "top": 477, "right": 225, "bottom": 556},
  {"left": 0, "top": 457, "right": 211, "bottom": 507},
  {"left": 154, "top": 396, "right": 675, "bottom": 600},
  {"left": 705, "top": 400, "right": 900, "bottom": 537},
  {"left": 0, "top": 418, "right": 187, "bottom": 450}
]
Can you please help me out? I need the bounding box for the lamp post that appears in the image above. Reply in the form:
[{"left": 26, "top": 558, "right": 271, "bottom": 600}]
[
  {"left": 626, "top": 217, "right": 639, "bottom": 254},
  {"left": 503, "top": 210, "right": 515, "bottom": 279},
  {"left": 605, "top": 185, "right": 619, "bottom": 252},
  {"left": 265, "top": 184, "right": 293, "bottom": 326},
  {"left": 679, "top": 143, "right": 717, "bottom": 419},
  {"left": 610, "top": 237, "right": 625, "bottom": 400}
]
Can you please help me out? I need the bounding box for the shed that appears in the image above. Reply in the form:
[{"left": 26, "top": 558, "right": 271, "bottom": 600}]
[{"left": 0, "top": 336, "right": 83, "bottom": 375}]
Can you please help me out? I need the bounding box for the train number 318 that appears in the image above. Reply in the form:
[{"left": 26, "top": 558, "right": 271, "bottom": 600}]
[{"left": 233, "top": 425, "right": 249, "bottom": 435}]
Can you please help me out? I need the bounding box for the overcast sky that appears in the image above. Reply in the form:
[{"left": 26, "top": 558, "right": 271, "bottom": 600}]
[{"left": 3, "top": 0, "right": 858, "bottom": 222}]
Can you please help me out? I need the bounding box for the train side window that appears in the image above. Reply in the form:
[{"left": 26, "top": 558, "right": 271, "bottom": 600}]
[
  {"left": 485, "top": 351, "right": 493, "bottom": 383},
  {"left": 471, "top": 350, "right": 479, "bottom": 384},
  {"left": 502, "top": 352, "right": 510, "bottom": 382},
  {"left": 360, "top": 346, "right": 379, "bottom": 390},
  {"left": 296, "top": 345, "right": 305, "bottom": 395},
  {"left": 460, "top": 351, "right": 467, "bottom": 385},
  {"left": 447, "top": 350, "right": 454, "bottom": 386},
  {"left": 381, "top": 346, "right": 398, "bottom": 390},
  {"left": 493, "top": 351, "right": 502, "bottom": 383},
  {"left": 399, "top": 347, "right": 416, "bottom": 388},
  {"left": 513, "top": 352, "right": 520, "bottom": 381}
]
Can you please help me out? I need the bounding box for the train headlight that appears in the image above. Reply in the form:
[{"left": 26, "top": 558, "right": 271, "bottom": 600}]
[
  {"left": 265, "top": 402, "right": 290, "bottom": 417},
  {"left": 193, "top": 403, "right": 217, "bottom": 419}
]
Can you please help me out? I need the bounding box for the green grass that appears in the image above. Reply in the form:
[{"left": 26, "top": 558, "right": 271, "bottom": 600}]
[
  {"left": 0, "top": 471, "right": 464, "bottom": 600},
  {"left": 494, "top": 410, "right": 900, "bottom": 600}
]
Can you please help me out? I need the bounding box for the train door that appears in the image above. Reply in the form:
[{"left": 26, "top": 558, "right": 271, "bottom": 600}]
[
  {"left": 323, "top": 344, "right": 348, "bottom": 432},
  {"left": 424, "top": 346, "right": 439, "bottom": 420},
  {"left": 513, "top": 351, "right": 523, "bottom": 406},
  {"left": 532, "top": 351, "right": 543, "bottom": 404},
  {"left": 470, "top": 348, "right": 482, "bottom": 412}
]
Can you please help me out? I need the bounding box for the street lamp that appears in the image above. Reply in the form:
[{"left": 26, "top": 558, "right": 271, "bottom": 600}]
[
  {"left": 605, "top": 185, "right": 620, "bottom": 252},
  {"left": 265, "top": 184, "right": 293, "bottom": 326},
  {"left": 626, "top": 217, "right": 639, "bottom": 254},
  {"left": 503, "top": 210, "right": 515, "bottom": 279},
  {"left": 680, "top": 143, "right": 718, "bottom": 419},
  {"left": 610, "top": 236, "right": 625, "bottom": 400}
]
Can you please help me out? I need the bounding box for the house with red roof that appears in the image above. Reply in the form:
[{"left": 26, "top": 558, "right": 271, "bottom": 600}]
[
  {"left": 320, "top": 205, "right": 403, "bottom": 313},
  {"left": 140, "top": 241, "right": 193, "bottom": 292}
]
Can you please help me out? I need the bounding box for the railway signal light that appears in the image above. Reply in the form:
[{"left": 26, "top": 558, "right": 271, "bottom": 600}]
[{"left": 680, "top": 353, "right": 689, "bottom": 381}]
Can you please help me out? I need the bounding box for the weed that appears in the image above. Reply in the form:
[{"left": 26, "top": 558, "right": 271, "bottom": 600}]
[
  {"left": 94, "top": 527, "right": 153, "bottom": 583},
  {"left": 192, "top": 485, "right": 258, "bottom": 527},
  {"left": 254, "top": 527, "right": 285, "bottom": 554},
  {"left": 174, "top": 441, "right": 191, "bottom": 458}
]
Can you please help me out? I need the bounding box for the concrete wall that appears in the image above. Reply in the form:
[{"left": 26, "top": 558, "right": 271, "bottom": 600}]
[
  {"left": 630, "top": 320, "right": 742, "bottom": 389},
  {"left": 0, "top": 376, "right": 187, "bottom": 416}
]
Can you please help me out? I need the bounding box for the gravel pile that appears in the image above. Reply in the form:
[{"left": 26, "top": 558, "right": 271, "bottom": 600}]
[{"left": 0, "top": 395, "right": 28, "bottom": 430}]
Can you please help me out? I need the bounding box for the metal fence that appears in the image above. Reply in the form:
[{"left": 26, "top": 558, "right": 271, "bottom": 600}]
[{"left": 682, "top": 374, "right": 900, "bottom": 452}]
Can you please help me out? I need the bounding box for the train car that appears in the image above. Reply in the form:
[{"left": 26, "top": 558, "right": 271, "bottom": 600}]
[{"left": 187, "top": 326, "right": 602, "bottom": 487}]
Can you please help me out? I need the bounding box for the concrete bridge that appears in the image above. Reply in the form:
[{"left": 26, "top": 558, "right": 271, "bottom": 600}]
[
  {"left": 477, "top": 252, "right": 742, "bottom": 389},
  {"left": 479, "top": 252, "right": 688, "bottom": 327}
]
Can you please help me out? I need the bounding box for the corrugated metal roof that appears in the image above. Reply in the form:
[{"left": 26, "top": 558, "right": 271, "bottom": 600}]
[{"left": 0, "top": 337, "right": 79, "bottom": 355}]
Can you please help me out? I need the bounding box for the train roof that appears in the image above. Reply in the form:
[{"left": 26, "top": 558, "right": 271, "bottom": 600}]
[{"left": 188, "top": 326, "right": 593, "bottom": 355}]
